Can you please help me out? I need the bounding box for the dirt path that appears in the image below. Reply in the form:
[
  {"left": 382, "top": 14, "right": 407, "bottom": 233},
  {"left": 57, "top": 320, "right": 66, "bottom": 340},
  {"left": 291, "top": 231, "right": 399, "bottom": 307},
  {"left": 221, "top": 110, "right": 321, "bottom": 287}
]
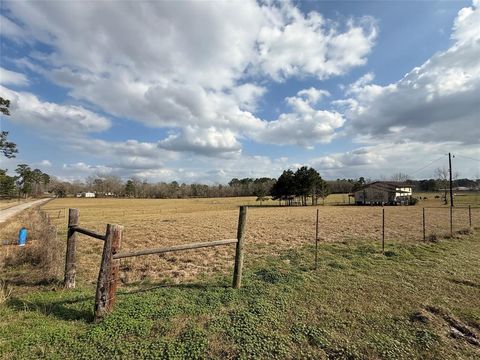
[{"left": 0, "top": 198, "right": 53, "bottom": 225}]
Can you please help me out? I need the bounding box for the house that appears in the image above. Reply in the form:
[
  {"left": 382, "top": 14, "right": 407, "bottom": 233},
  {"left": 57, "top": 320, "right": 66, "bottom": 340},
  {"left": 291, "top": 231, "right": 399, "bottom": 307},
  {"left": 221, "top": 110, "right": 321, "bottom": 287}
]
[
  {"left": 353, "top": 182, "right": 413, "bottom": 205},
  {"left": 77, "top": 192, "right": 96, "bottom": 198}
]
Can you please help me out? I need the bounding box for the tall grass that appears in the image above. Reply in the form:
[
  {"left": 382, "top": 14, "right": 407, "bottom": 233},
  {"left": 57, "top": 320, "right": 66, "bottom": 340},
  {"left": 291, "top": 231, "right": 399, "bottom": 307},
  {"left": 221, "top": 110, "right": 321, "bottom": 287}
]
[{"left": 1, "top": 208, "right": 63, "bottom": 283}]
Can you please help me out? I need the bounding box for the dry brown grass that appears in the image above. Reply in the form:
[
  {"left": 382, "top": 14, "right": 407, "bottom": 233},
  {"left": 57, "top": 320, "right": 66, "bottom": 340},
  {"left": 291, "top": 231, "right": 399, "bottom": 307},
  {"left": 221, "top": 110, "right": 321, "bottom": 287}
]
[
  {"left": 0, "top": 279, "right": 12, "bottom": 305},
  {"left": 0, "top": 198, "right": 29, "bottom": 210},
  {"left": 0, "top": 207, "right": 63, "bottom": 284},
  {"left": 37, "top": 197, "right": 480, "bottom": 286}
]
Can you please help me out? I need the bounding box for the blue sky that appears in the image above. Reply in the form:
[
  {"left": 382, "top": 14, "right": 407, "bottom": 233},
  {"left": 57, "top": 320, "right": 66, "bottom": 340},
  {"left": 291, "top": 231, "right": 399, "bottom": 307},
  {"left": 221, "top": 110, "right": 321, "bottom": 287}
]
[{"left": 1, "top": 0, "right": 479, "bottom": 183}]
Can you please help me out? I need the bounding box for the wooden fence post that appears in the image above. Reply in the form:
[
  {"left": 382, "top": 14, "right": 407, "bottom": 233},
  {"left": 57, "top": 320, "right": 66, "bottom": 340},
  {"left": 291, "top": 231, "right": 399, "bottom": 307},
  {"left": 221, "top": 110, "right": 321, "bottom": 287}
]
[
  {"left": 94, "top": 224, "right": 123, "bottom": 322},
  {"left": 315, "top": 209, "right": 319, "bottom": 269},
  {"left": 64, "top": 208, "right": 79, "bottom": 288},
  {"left": 422, "top": 208, "right": 426, "bottom": 241},
  {"left": 233, "top": 206, "right": 247, "bottom": 289},
  {"left": 382, "top": 207, "right": 385, "bottom": 254}
]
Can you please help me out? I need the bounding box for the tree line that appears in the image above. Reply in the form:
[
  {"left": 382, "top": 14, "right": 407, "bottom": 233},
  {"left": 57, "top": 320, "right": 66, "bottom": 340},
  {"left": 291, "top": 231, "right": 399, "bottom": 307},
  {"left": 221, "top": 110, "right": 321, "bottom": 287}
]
[{"left": 0, "top": 165, "right": 51, "bottom": 198}]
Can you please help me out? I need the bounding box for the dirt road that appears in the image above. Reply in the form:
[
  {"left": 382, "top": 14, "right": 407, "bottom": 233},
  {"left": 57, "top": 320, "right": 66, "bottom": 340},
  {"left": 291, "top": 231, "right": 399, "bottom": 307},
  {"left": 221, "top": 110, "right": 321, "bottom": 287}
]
[{"left": 0, "top": 198, "right": 53, "bottom": 225}]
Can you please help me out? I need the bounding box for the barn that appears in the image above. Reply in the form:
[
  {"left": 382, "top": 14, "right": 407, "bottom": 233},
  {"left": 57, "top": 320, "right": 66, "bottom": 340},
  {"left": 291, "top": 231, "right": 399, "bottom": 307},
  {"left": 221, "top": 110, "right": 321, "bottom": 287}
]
[{"left": 353, "top": 182, "right": 413, "bottom": 205}]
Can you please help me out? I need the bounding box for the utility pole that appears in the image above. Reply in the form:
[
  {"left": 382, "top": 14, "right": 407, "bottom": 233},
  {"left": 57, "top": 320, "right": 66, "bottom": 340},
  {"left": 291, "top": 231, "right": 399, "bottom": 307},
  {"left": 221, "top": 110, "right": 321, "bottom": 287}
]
[{"left": 448, "top": 152, "right": 454, "bottom": 207}]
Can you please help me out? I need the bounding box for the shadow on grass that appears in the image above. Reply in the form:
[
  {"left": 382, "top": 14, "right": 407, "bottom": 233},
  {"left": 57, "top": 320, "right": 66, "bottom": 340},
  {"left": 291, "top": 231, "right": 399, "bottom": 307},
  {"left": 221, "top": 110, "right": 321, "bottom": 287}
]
[
  {"left": 6, "top": 280, "right": 230, "bottom": 323},
  {"left": 7, "top": 296, "right": 94, "bottom": 322},
  {"left": 6, "top": 281, "right": 229, "bottom": 323},
  {"left": 5, "top": 277, "right": 63, "bottom": 287}
]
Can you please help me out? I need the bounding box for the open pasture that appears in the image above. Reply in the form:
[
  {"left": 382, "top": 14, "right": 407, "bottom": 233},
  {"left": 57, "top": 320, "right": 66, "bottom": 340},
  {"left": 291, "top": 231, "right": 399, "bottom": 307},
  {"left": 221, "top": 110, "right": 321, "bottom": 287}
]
[{"left": 38, "top": 197, "right": 480, "bottom": 285}]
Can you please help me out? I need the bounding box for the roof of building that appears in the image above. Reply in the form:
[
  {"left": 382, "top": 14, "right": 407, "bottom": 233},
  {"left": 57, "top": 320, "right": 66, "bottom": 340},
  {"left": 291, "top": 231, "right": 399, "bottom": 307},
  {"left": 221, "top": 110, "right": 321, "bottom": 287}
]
[{"left": 354, "top": 181, "right": 412, "bottom": 193}]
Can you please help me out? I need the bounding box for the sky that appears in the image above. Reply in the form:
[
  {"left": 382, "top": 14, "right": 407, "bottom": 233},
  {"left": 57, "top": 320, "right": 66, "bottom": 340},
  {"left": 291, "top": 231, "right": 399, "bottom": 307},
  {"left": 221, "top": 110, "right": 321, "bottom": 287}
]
[{"left": 0, "top": 0, "right": 479, "bottom": 184}]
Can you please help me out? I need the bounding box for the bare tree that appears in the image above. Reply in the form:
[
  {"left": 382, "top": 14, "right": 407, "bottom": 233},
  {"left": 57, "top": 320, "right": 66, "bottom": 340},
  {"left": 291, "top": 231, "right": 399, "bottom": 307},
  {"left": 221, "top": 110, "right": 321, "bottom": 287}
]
[
  {"left": 390, "top": 172, "right": 410, "bottom": 182},
  {"left": 435, "top": 167, "right": 449, "bottom": 205}
]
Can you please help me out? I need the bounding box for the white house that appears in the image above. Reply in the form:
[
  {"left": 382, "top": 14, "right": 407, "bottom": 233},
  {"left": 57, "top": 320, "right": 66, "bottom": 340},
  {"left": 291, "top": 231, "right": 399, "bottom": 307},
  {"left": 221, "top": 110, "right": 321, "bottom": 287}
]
[
  {"left": 77, "top": 192, "right": 96, "bottom": 198},
  {"left": 353, "top": 182, "right": 413, "bottom": 205}
]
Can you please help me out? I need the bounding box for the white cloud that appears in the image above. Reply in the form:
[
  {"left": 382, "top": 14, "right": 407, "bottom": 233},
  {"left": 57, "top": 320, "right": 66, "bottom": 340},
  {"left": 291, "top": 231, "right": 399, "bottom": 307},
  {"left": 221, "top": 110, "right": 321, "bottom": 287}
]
[
  {"left": 67, "top": 137, "right": 178, "bottom": 170},
  {"left": 158, "top": 126, "right": 242, "bottom": 158},
  {"left": 296, "top": 87, "right": 330, "bottom": 104},
  {"left": 2, "top": 0, "right": 377, "bottom": 157},
  {"left": 0, "top": 67, "right": 29, "bottom": 86},
  {"left": 0, "top": 14, "right": 27, "bottom": 40},
  {"left": 452, "top": 1, "right": 480, "bottom": 44},
  {"left": 0, "top": 85, "right": 111, "bottom": 134},
  {"left": 252, "top": 92, "right": 344, "bottom": 147},
  {"left": 230, "top": 83, "right": 267, "bottom": 112},
  {"left": 58, "top": 152, "right": 293, "bottom": 184},
  {"left": 62, "top": 162, "right": 113, "bottom": 176},
  {"left": 339, "top": 2, "right": 480, "bottom": 145},
  {"left": 311, "top": 141, "right": 480, "bottom": 179},
  {"left": 38, "top": 159, "right": 52, "bottom": 167},
  {"left": 256, "top": 3, "right": 377, "bottom": 81}
]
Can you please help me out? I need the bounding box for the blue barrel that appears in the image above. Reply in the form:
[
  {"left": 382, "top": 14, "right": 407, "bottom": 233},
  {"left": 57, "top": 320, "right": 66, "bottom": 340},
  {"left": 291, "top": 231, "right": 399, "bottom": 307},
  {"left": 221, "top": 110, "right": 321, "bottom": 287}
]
[{"left": 18, "top": 227, "right": 27, "bottom": 246}]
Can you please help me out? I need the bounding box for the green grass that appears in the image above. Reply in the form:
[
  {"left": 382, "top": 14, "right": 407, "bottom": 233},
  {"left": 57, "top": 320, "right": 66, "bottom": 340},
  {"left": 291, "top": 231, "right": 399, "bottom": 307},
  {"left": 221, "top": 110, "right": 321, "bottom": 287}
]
[{"left": 1, "top": 234, "right": 480, "bottom": 359}]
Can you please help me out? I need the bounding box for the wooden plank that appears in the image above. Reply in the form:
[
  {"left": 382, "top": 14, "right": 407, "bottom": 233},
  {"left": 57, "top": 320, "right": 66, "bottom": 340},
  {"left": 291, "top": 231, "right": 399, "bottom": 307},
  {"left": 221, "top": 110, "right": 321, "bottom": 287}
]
[
  {"left": 72, "top": 226, "right": 106, "bottom": 241},
  {"left": 64, "top": 208, "right": 79, "bottom": 288},
  {"left": 94, "top": 224, "right": 123, "bottom": 322},
  {"left": 112, "top": 238, "right": 238, "bottom": 260},
  {"left": 233, "top": 206, "right": 247, "bottom": 289}
]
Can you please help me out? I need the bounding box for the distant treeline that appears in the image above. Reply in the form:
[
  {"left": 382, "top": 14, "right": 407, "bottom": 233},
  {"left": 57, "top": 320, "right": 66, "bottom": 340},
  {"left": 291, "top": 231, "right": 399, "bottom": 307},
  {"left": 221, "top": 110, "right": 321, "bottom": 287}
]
[
  {"left": 2, "top": 163, "right": 479, "bottom": 202},
  {"left": 39, "top": 167, "right": 365, "bottom": 206}
]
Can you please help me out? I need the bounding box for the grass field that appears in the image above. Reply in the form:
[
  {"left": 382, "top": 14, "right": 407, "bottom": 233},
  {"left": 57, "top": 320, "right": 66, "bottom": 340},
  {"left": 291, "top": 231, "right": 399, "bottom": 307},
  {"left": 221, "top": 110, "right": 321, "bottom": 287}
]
[
  {"left": 33, "top": 196, "right": 480, "bottom": 284},
  {"left": 1, "top": 232, "right": 479, "bottom": 359},
  {"left": 1, "top": 196, "right": 479, "bottom": 359}
]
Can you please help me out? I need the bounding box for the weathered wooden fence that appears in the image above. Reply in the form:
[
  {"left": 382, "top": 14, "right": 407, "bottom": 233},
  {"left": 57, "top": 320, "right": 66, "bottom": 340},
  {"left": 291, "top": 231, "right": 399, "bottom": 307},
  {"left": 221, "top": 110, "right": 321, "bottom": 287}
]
[{"left": 63, "top": 206, "right": 247, "bottom": 322}]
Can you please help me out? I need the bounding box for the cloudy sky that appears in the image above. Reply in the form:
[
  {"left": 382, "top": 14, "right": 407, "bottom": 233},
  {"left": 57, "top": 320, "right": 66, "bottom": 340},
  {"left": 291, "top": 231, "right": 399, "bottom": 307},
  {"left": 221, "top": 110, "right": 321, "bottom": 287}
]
[{"left": 1, "top": 0, "right": 479, "bottom": 183}]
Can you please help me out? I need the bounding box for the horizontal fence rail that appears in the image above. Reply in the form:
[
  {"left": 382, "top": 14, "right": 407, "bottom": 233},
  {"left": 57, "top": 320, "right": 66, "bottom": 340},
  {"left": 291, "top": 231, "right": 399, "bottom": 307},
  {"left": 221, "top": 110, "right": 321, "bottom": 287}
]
[
  {"left": 71, "top": 226, "right": 106, "bottom": 241},
  {"left": 63, "top": 209, "right": 107, "bottom": 289},
  {"left": 113, "top": 239, "right": 238, "bottom": 260},
  {"left": 61, "top": 206, "right": 248, "bottom": 322}
]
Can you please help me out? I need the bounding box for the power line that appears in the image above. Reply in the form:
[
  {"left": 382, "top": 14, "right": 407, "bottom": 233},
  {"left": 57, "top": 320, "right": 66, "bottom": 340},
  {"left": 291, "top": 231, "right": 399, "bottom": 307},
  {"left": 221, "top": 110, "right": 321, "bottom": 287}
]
[
  {"left": 455, "top": 154, "right": 480, "bottom": 162},
  {"left": 410, "top": 155, "right": 446, "bottom": 176}
]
